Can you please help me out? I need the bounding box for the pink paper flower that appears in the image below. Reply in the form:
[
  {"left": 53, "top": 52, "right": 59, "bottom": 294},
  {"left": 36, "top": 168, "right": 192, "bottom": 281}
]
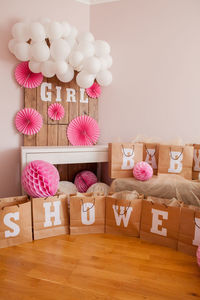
[
  {"left": 15, "top": 61, "right": 43, "bottom": 88},
  {"left": 48, "top": 103, "right": 65, "bottom": 121},
  {"left": 15, "top": 108, "right": 43, "bottom": 135},
  {"left": 86, "top": 82, "right": 101, "bottom": 98},
  {"left": 74, "top": 170, "right": 97, "bottom": 193},
  {"left": 67, "top": 115, "right": 100, "bottom": 146}
]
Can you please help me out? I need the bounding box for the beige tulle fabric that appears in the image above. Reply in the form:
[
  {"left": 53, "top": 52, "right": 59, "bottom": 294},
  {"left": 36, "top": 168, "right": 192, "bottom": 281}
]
[{"left": 110, "top": 174, "right": 200, "bottom": 207}]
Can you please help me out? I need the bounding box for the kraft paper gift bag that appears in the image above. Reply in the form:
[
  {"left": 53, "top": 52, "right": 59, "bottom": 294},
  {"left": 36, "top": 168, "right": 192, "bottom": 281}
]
[
  {"left": 178, "top": 205, "right": 200, "bottom": 256},
  {"left": 0, "top": 196, "right": 32, "bottom": 248},
  {"left": 105, "top": 191, "right": 143, "bottom": 237},
  {"left": 70, "top": 194, "right": 105, "bottom": 235},
  {"left": 158, "top": 145, "right": 193, "bottom": 179},
  {"left": 32, "top": 194, "right": 69, "bottom": 240},
  {"left": 192, "top": 144, "right": 200, "bottom": 180},
  {"left": 140, "top": 197, "right": 182, "bottom": 249},
  {"left": 108, "top": 143, "right": 143, "bottom": 178},
  {"left": 143, "top": 143, "right": 159, "bottom": 175}
]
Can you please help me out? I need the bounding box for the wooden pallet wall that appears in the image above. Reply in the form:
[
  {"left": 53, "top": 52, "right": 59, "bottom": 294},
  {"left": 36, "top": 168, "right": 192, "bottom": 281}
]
[{"left": 24, "top": 75, "right": 98, "bottom": 181}]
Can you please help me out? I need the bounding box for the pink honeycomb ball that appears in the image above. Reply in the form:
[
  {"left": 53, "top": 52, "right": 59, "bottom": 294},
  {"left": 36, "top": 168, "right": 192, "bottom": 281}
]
[
  {"left": 197, "top": 246, "right": 200, "bottom": 267},
  {"left": 22, "top": 160, "right": 60, "bottom": 198},
  {"left": 133, "top": 161, "right": 153, "bottom": 181},
  {"left": 74, "top": 170, "right": 97, "bottom": 193}
]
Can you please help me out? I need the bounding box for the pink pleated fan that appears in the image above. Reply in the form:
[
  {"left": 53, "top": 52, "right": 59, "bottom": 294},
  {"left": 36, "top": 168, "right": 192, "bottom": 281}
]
[
  {"left": 48, "top": 103, "right": 65, "bottom": 121},
  {"left": 15, "top": 108, "right": 43, "bottom": 135},
  {"left": 86, "top": 82, "right": 101, "bottom": 99},
  {"left": 67, "top": 115, "right": 100, "bottom": 146},
  {"left": 15, "top": 61, "right": 43, "bottom": 88}
]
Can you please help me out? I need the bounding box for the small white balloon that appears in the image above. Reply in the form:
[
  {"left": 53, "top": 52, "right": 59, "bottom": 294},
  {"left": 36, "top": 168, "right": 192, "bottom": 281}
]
[
  {"left": 70, "top": 26, "right": 78, "bottom": 39},
  {"left": 29, "top": 60, "right": 41, "bottom": 73},
  {"left": 8, "top": 39, "right": 17, "bottom": 54},
  {"left": 77, "top": 31, "right": 94, "bottom": 43},
  {"left": 55, "top": 61, "right": 68, "bottom": 75},
  {"left": 62, "top": 22, "right": 71, "bottom": 38},
  {"left": 69, "top": 50, "right": 84, "bottom": 68},
  {"left": 105, "top": 54, "right": 113, "bottom": 68},
  {"left": 64, "top": 36, "right": 77, "bottom": 50},
  {"left": 99, "top": 57, "right": 108, "bottom": 71},
  {"left": 14, "top": 42, "right": 30, "bottom": 61},
  {"left": 50, "top": 39, "right": 70, "bottom": 61},
  {"left": 83, "top": 57, "right": 101, "bottom": 74},
  {"left": 48, "top": 21, "right": 63, "bottom": 40},
  {"left": 96, "top": 70, "right": 112, "bottom": 86},
  {"left": 11, "top": 22, "right": 29, "bottom": 42},
  {"left": 57, "top": 65, "right": 74, "bottom": 82},
  {"left": 30, "top": 41, "right": 50, "bottom": 62},
  {"left": 29, "top": 22, "right": 46, "bottom": 42},
  {"left": 77, "top": 41, "right": 95, "bottom": 58},
  {"left": 38, "top": 18, "right": 51, "bottom": 36},
  {"left": 41, "top": 60, "right": 55, "bottom": 78},
  {"left": 95, "top": 40, "right": 111, "bottom": 57},
  {"left": 76, "top": 71, "right": 94, "bottom": 88}
]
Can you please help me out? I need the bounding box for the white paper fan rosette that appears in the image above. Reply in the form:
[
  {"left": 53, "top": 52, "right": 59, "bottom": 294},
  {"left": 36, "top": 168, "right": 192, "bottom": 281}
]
[{"left": 67, "top": 115, "right": 100, "bottom": 146}]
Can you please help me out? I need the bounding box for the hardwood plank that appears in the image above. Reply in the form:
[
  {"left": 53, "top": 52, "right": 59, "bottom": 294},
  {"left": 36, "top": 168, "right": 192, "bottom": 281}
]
[
  {"left": 47, "top": 125, "right": 58, "bottom": 146},
  {"left": 0, "top": 235, "right": 199, "bottom": 300}
]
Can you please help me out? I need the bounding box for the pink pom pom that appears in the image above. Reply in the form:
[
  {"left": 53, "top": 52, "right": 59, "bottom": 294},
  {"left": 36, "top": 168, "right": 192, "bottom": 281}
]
[
  {"left": 15, "top": 108, "right": 43, "bottom": 135},
  {"left": 133, "top": 161, "right": 153, "bottom": 181},
  {"left": 197, "top": 246, "right": 200, "bottom": 267},
  {"left": 86, "top": 82, "right": 101, "bottom": 99},
  {"left": 74, "top": 170, "right": 97, "bottom": 193},
  {"left": 48, "top": 103, "right": 65, "bottom": 121},
  {"left": 22, "top": 160, "right": 60, "bottom": 198}
]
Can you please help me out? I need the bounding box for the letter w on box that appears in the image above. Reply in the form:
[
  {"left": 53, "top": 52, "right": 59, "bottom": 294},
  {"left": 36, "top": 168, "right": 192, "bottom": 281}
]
[{"left": 106, "top": 192, "right": 143, "bottom": 237}]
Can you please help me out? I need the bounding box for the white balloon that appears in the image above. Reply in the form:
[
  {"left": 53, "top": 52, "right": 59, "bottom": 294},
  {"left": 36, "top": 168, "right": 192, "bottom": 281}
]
[
  {"left": 48, "top": 21, "right": 63, "bottom": 40},
  {"left": 83, "top": 57, "right": 101, "bottom": 74},
  {"left": 76, "top": 71, "right": 94, "bottom": 88},
  {"left": 77, "top": 31, "right": 94, "bottom": 43},
  {"left": 75, "top": 64, "right": 83, "bottom": 72},
  {"left": 38, "top": 18, "right": 51, "bottom": 36},
  {"left": 69, "top": 51, "right": 84, "bottom": 68},
  {"left": 99, "top": 57, "right": 108, "bottom": 71},
  {"left": 30, "top": 41, "right": 50, "bottom": 62},
  {"left": 62, "top": 22, "right": 71, "bottom": 38},
  {"left": 105, "top": 54, "right": 113, "bottom": 68},
  {"left": 29, "top": 60, "right": 41, "bottom": 73},
  {"left": 29, "top": 22, "right": 46, "bottom": 42},
  {"left": 96, "top": 70, "right": 112, "bottom": 86},
  {"left": 95, "top": 40, "right": 111, "bottom": 57},
  {"left": 11, "top": 22, "right": 29, "bottom": 42},
  {"left": 55, "top": 61, "right": 68, "bottom": 75},
  {"left": 57, "top": 65, "right": 74, "bottom": 82},
  {"left": 70, "top": 26, "right": 78, "bottom": 39},
  {"left": 50, "top": 39, "right": 70, "bottom": 61},
  {"left": 41, "top": 60, "right": 55, "bottom": 77},
  {"left": 14, "top": 42, "right": 30, "bottom": 61},
  {"left": 64, "top": 36, "right": 77, "bottom": 50},
  {"left": 8, "top": 39, "right": 17, "bottom": 54},
  {"left": 77, "top": 41, "right": 95, "bottom": 58}
]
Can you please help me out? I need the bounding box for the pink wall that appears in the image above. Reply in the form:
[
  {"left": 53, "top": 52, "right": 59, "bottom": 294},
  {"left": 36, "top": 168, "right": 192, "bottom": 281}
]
[
  {"left": 91, "top": 0, "right": 200, "bottom": 144},
  {"left": 1, "top": 0, "right": 200, "bottom": 197},
  {"left": 0, "top": 0, "right": 89, "bottom": 197}
]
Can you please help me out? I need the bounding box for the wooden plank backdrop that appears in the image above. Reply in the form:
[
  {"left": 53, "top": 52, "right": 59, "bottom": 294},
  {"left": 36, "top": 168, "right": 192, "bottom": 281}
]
[{"left": 24, "top": 75, "right": 99, "bottom": 181}]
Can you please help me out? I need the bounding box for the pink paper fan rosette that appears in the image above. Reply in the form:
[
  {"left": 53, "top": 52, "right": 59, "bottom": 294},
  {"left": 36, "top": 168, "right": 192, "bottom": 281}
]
[
  {"left": 15, "top": 61, "right": 43, "bottom": 88},
  {"left": 15, "top": 108, "right": 43, "bottom": 135},
  {"left": 67, "top": 115, "right": 100, "bottom": 146},
  {"left": 48, "top": 103, "right": 65, "bottom": 121},
  {"left": 86, "top": 82, "right": 101, "bottom": 99}
]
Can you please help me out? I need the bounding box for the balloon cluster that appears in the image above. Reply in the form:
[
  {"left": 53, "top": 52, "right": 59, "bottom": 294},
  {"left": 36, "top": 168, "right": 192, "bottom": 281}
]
[{"left": 8, "top": 18, "right": 113, "bottom": 88}]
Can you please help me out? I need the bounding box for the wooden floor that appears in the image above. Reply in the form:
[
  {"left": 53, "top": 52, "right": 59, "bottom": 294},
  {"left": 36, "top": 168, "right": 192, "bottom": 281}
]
[{"left": 0, "top": 234, "right": 199, "bottom": 300}]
